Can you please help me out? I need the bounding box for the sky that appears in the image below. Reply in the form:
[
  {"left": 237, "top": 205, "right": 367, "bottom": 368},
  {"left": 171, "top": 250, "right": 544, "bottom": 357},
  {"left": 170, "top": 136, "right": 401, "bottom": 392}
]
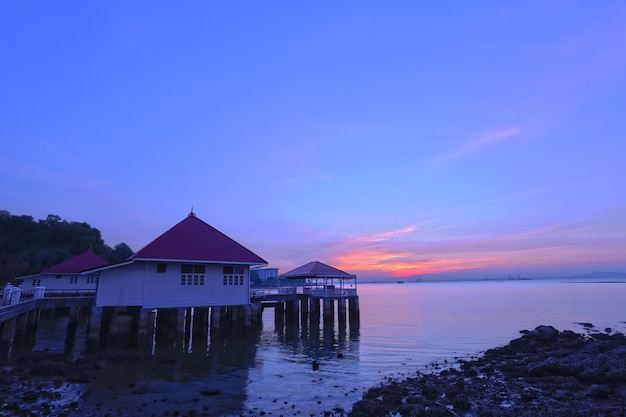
[{"left": 1, "top": 1, "right": 625, "bottom": 280}]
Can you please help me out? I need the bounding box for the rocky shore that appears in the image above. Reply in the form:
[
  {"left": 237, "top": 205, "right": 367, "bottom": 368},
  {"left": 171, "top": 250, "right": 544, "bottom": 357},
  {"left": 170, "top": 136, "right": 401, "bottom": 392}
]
[
  {"left": 350, "top": 325, "right": 626, "bottom": 417},
  {"left": 2, "top": 325, "right": 626, "bottom": 416}
]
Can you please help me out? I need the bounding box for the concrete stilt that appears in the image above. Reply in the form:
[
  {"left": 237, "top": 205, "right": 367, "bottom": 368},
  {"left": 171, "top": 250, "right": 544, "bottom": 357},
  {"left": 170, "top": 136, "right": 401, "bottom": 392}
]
[
  {"left": 192, "top": 307, "right": 208, "bottom": 342},
  {"left": 0, "top": 317, "right": 16, "bottom": 358},
  {"left": 210, "top": 306, "right": 221, "bottom": 334},
  {"left": 274, "top": 302, "right": 285, "bottom": 333},
  {"left": 285, "top": 300, "right": 299, "bottom": 322},
  {"left": 175, "top": 308, "right": 186, "bottom": 350},
  {"left": 155, "top": 308, "right": 171, "bottom": 343},
  {"left": 300, "top": 296, "right": 309, "bottom": 328},
  {"left": 25, "top": 309, "right": 40, "bottom": 334},
  {"left": 243, "top": 304, "right": 252, "bottom": 327},
  {"left": 310, "top": 297, "right": 320, "bottom": 318},
  {"left": 348, "top": 296, "right": 360, "bottom": 323},
  {"left": 86, "top": 307, "right": 103, "bottom": 352},
  {"left": 251, "top": 301, "right": 262, "bottom": 324},
  {"left": 322, "top": 298, "right": 334, "bottom": 323},
  {"left": 137, "top": 308, "right": 153, "bottom": 348},
  {"left": 231, "top": 305, "right": 240, "bottom": 328},
  {"left": 67, "top": 307, "right": 79, "bottom": 339},
  {"left": 14, "top": 313, "right": 28, "bottom": 338},
  {"left": 337, "top": 298, "right": 347, "bottom": 328}
]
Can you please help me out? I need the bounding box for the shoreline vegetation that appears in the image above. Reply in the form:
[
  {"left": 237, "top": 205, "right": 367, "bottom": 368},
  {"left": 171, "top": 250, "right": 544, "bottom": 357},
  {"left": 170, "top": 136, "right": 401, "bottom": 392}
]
[{"left": 1, "top": 326, "right": 625, "bottom": 416}]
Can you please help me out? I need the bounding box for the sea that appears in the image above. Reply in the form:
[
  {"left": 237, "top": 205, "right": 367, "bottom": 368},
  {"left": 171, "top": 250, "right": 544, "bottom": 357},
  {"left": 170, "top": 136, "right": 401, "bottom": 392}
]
[{"left": 18, "top": 278, "right": 626, "bottom": 416}]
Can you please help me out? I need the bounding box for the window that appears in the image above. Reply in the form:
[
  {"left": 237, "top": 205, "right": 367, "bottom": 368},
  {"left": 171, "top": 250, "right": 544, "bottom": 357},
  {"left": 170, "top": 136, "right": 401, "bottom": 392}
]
[
  {"left": 32, "top": 278, "right": 41, "bottom": 286},
  {"left": 223, "top": 265, "right": 245, "bottom": 286},
  {"left": 157, "top": 263, "right": 167, "bottom": 273},
  {"left": 70, "top": 276, "right": 78, "bottom": 284},
  {"left": 180, "top": 264, "right": 206, "bottom": 286},
  {"left": 86, "top": 275, "right": 98, "bottom": 284}
]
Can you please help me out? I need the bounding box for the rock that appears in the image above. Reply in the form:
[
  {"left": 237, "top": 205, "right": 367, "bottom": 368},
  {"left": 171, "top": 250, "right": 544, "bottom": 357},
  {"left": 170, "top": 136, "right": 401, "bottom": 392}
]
[{"left": 349, "top": 326, "right": 626, "bottom": 417}]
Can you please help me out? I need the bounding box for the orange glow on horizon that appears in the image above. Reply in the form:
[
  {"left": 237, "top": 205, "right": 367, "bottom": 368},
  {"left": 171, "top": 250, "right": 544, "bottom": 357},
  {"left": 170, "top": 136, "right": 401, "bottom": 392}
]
[{"left": 332, "top": 248, "right": 497, "bottom": 277}]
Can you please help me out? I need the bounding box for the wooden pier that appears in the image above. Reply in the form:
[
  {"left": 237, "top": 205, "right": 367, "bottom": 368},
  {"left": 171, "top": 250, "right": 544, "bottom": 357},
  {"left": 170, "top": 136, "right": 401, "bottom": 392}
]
[
  {"left": 1, "top": 284, "right": 359, "bottom": 356},
  {"left": 254, "top": 286, "right": 360, "bottom": 326},
  {"left": 0, "top": 294, "right": 94, "bottom": 358}
]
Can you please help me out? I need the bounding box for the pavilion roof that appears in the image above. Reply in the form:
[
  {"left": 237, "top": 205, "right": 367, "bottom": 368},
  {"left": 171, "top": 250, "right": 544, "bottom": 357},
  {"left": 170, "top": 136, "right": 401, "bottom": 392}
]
[
  {"left": 280, "top": 261, "right": 356, "bottom": 279},
  {"left": 42, "top": 250, "right": 108, "bottom": 274},
  {"left": 131, "top": 212, "right": 267, "bottom": 265}
]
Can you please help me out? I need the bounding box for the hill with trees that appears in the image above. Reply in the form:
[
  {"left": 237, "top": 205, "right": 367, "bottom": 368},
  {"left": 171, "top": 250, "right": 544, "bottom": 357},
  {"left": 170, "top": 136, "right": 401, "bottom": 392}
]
[{"left": 0, "top": 210, "right": 133, "bottom": 285}]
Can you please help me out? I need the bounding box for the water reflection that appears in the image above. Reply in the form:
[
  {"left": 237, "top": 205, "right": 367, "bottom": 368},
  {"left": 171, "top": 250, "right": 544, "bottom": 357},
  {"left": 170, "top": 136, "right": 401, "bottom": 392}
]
[{"left": 5, "top": 303, "right": 361, "bottom": 416}]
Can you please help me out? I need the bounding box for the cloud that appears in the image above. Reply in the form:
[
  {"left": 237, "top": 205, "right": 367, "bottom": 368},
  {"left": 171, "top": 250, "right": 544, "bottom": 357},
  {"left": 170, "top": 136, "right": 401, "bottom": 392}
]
[
  {"left": 346, "top": 225, "right": 418, "bottom": 244},
  {"left": 437, "top": 127, "right": 523, "bottom": 162},
  {"left": 333, "top": 247, "right": 497, "bottom": 277}
]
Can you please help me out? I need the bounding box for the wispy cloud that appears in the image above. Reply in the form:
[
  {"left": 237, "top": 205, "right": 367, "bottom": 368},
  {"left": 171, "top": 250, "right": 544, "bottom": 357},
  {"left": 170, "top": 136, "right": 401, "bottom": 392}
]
[
  {"left": 437, "top": 127, "right": 523, "bottom": 162},
  {"left": 346, "top": 225, "right": 418, "bottom": 244}
]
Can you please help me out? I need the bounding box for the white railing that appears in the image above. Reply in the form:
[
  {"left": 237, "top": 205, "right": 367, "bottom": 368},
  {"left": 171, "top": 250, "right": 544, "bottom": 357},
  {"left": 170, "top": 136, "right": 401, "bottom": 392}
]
[{"left": 251, "top": 286, "right": 357, "bottom": 299}]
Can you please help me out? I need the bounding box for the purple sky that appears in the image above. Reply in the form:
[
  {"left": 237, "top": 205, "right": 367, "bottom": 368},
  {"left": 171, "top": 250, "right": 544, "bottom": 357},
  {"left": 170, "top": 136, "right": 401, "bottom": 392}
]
[{"left": 2, "top": 2, "right": 625, "bottom": 279}]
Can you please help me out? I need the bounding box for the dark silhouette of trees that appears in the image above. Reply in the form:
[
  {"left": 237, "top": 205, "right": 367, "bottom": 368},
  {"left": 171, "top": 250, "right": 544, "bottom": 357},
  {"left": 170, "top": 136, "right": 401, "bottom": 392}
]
[{"left": 0, "top": 210, "right": 134, "bottom": 284}]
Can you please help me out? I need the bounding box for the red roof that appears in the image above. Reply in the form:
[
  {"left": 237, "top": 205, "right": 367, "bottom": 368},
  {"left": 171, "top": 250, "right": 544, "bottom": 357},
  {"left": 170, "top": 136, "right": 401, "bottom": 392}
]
[
  {"left": 281, "top": 261, "right": 356, "bottom": 278},
  {"left": 132, "top": 213, "right": 267, "bottom": 265},
  {"left": 43, "top": 250, "right": 108, "bottom": 274}
]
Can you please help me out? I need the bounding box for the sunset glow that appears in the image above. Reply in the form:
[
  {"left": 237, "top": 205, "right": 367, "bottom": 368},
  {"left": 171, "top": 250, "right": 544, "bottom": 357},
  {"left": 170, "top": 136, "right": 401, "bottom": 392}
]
[{"left": 1, "top": 2, "right": 625, "bottom": 280}]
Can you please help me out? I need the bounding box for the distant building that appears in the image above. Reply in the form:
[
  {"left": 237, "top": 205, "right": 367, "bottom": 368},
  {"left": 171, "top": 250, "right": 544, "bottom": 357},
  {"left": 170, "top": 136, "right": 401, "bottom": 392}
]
[
  {"left": 250, "top": 268, "right": 279, "bottom": 282},
  {"left": 87, "top": 212, "right": 267, "bottom": 309},
  {"left": 16, "top": 249, "right": 107, "bottom": 294}
]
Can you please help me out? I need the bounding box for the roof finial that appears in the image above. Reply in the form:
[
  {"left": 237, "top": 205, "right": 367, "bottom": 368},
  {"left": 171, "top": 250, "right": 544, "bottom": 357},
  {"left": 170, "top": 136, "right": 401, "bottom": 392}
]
[{"left": 189, "top": 206, "right": 195, "bottom": 217}]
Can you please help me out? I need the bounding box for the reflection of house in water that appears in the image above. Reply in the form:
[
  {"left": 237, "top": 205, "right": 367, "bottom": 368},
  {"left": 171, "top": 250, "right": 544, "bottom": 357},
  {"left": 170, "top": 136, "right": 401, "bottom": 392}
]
[
  {"left": 84, "top": 211, "right": 267, "bottom": 350},
  {"left": 16, "top": 249, "right": 107, "bottom": 295}
]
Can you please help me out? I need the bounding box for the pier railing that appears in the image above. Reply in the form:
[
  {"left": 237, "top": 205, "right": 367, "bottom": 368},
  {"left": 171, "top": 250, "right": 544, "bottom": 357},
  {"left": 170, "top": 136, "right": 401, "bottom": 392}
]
[{"left": 250, "top": 286, "right": 357, "bottom": 300}]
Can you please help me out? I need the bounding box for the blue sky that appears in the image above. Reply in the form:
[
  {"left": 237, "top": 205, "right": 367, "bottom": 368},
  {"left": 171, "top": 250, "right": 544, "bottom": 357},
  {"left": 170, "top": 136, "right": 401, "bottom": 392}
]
[{"left": 2, "top": 2, "right": 625, "bottom": 279}]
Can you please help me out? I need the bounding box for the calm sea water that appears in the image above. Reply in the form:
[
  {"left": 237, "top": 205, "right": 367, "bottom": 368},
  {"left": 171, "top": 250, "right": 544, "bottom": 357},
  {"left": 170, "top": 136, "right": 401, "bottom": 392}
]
[{"left": 24, "top": 279, "right": 626, "bottom": 416}]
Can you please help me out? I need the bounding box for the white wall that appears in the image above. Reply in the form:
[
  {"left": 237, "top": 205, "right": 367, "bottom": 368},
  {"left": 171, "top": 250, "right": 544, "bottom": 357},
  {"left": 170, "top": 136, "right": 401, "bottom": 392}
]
[
  {"left": 96, "top": 262, "right": 146, "bottom": 307},
  {"left": 21, "top": 273, "right": 98, "bottom": 292},
  {"left": 96, "top": 261, "right": 250, "bottom": 308}
]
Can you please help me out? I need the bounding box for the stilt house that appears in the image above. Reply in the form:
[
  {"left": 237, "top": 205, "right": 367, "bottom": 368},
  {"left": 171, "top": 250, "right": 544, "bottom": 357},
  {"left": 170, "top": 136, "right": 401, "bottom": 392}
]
[
  {"left": 89, "top": 212, "right": 267, "bottom": 309},
  {"left": 16, "top": 249, "right": 107, "bottom": 294}
]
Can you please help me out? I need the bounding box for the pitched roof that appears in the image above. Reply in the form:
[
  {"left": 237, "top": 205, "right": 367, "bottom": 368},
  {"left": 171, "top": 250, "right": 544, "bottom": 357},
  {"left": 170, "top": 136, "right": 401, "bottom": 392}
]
[
  {"left": 131, "top": 213, "right": 267, "bottom": 265},
  {"left": 43, "top": 250, "right": 108, "bottom": 274},
  {"left": 281, "top": 261, "right": 356, "bottom": 279}
]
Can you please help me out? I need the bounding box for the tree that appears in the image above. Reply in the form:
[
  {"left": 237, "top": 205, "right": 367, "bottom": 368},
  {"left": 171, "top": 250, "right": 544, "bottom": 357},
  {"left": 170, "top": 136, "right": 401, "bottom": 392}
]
[
  {"left": 0, "top": 210, "right": 134, "bottom": 284},
  {"left": 109, "top": 243, "right": 133, "bottom": 263}
]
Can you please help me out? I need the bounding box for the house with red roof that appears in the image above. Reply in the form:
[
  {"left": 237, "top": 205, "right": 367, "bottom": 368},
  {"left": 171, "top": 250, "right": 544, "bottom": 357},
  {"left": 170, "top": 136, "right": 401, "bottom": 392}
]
[
  {"left": 16, "top": 249, "right": 107, "bottom": 294},
  {"left": 89, "top": 212, "right": 267, "bottom": 309}
]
